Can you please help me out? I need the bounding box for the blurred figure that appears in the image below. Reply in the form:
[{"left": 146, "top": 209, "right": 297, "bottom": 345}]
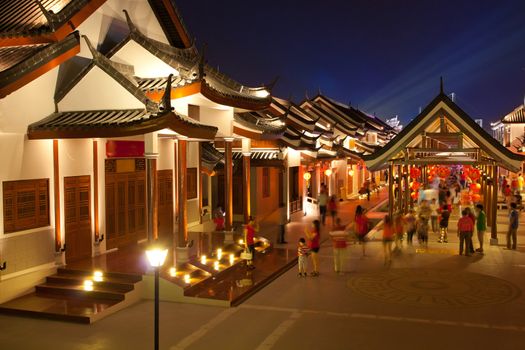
[
  {"left": 416, "top": 216, "right": 429, "bottom": 247},
  {"left": 393, "top": 213, "right": 404, "bottom": 251},
  {"left": 328, "top": 195, "right": 338, "bottom": 226},
  {"left": 354, "top": 205, "right": 369, "bottom": 257},
  {"left": 475, "top": 204, "right": 487, "bottom": 253},
  {"left": 382, "top": 215, "right": 395, "bottom": 266},
  {"left": 518, "top": 173, "right": 524, "bottom": 192},
  {"left": 508, "top": 202, "right": 519, "bottom": 250},
  {"left": 318, "top": 184, "right": 329, "bottom": 225},
  {"left": 404, "top": 209, "right": 417, "bottom": 245},
  {"left": 430, "top": 198, "right": 439, "bottom": 235},
  {"left": 465, "top": 207, "right": 476, "bottom": 254},
  {"left": 457, "top": 209, "right": 474, "bottom": 256},
  {"left": 305, "top": 220, "right": 321, "bottom": 276},
  {"left": 213, "top": 206, "right": 225, "bottom": 231},
  {"left": 244, "top": 216, "right": 258, "bottom": 269},
  {"left": 438, "top": 204, "right": 450, "bottom": 243}
]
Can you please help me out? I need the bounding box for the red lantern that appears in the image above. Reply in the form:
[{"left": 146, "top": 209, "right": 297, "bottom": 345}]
[
  {"left": 471, "top": 194, "right": 481, "bottom": 202},
  {"left": 470, "top": 183, "right": 481, "bottom": 193},
  {"left": 410, "top": 167, "right": 421, "bottom": 179},
  {"left": 437, "top": 167, "right": 451, "bottom": 179},
  {"left": 410, "top": 191, "right": 418, "bottom": 200},
  {"left": 411, "top": 181, "right": 421, "bottom": 191},
  {"left": 469, "top": 169, "right": 480, "bottom": 181}
]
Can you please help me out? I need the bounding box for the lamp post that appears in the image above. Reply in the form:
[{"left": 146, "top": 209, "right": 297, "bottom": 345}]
[{"left": 146, "top": 247, "right": 168, "bottom": 350}]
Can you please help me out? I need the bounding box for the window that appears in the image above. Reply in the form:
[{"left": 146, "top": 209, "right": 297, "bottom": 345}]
[
  {"left": 262, "top": 168, "right": 270, "bottom": 198},
  {"left": 187, "top": 168, "right": 197, "bottom": 199},
  {"left": 3, "top": 179, "right": 49, "bottom": 233}
]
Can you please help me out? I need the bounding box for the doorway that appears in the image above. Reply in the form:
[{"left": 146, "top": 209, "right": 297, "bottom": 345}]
[
  {"left": 64, "top": 175, "right": 91, "bottom": 262},
  {"left": 157, "top": 169, "right": 174, "bottom": 240}
]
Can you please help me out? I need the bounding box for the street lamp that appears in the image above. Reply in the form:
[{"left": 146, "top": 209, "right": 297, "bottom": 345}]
[{"left": 145, "top": 247, "right": 168, "bottom": 350}]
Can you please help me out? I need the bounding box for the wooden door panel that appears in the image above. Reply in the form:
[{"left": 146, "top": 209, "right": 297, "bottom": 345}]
[{"left": 65, "top": 176, "right": 91, "bottom": 262}]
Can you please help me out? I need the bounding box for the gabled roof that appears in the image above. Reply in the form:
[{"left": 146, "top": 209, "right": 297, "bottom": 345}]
[
  {"left": 0, "top": 0, "right": 106, "bottom": 46},
  {"left": 363, "top": 91, "right": 525, "bottom": 172},
  {"left": 0, "top": 31, "right": 80, "bottom": 98},
  {"left": 501, "top": 104, "right": 525, "bottom": 124}
]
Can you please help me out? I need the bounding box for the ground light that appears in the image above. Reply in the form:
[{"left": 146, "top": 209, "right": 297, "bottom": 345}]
[{"left": 145, "top": 247, "right": 168, "bottom": 350}]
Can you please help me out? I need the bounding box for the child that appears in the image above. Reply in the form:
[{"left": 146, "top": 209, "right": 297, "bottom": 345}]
[
  {"left": 297, "top": 238, "right": 309, "bottom": 277},
  {"left": 417, "top": 216, "right": 429, "bottom": 247}
]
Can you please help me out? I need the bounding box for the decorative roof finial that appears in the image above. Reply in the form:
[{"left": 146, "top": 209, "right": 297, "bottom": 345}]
[
  {"left": 160, "top": 74, "right": 173, "bottom": 112},
  {"left": 122, "top": 10, "right": 137, "bottom": 33},
  {"left": 440, "top": 76, "right": 444, "bottom": 94},
  {"left": 35, "top": 0, "right": 57, "bottom": 30}
]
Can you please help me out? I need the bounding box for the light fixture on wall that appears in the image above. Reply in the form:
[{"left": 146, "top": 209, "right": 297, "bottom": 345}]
[
  {"left": 348, "top": 169, "right": 354, "bottom": 177},
  {"left": 303, "top": 172, "right": 311, "bottom": 181},
  {"left": 324, "top": 169, "right": 332, "bottom": 176}
]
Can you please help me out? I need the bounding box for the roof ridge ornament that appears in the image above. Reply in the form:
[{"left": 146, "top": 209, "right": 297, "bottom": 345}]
[
  {"left": 35, "top": 0, "right": 58, "bottom": 30},
  {"left": 160, "top": 74, "right": 173, "bottom": 112},
  {"left": 122, "top": 9, "right": 137, "bottom": 34}
]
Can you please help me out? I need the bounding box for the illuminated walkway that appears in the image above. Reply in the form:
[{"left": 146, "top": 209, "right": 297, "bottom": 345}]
[{"left": 1, "top": 192, "right": 525, "bottom": 349}]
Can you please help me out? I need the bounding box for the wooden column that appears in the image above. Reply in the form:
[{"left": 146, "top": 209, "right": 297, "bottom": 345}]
[
  {"left": 242, "top": 155, "right": 251, "bottom": 224},
  {"left": 404, "top": 166, "right": 410, "bottom": 213},
  {"left": 173, "top": 141, "right": 178, "bottom": 225},
  {"left": 177, "top": 138, "right": 188, "bottom": 246},
  {"left": 93, "top": 140, "right": 100, "bottom": 241},
  {"left": 491, "top": 165, "right": 498, "bottom": 241},
  {"left": 53, "top": 140, "right": 61, "bottom": 252},
  {"left": 388, "top": 163, "right": 394, "bottom": 218},
  {"left": 146, "top": 156, "right": 158, "bottom": 241},
  {"left": 198, "top": 142, "right": 203, "bottom": 224},
  {"left": 397, "top": 165, "right": 402, "bottom": 214},
  {"left": 224, "top": 138, "right": 233, "bottom": 231}
]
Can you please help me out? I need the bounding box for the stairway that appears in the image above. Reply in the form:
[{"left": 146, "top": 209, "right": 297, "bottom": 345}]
[{"left": 0, "top": 268, "right": 143, "bottom": 324}]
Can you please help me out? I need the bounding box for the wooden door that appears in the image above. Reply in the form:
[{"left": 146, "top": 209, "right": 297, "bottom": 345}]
[
  {"left": 157, "top": 170, "right": 173, "bottom": 240},
  {"left": 105, "top": 161, "right": 146, "bottom": 250},
  {"left": 65, "top": 176, "right": 91, "bottom": 262}
]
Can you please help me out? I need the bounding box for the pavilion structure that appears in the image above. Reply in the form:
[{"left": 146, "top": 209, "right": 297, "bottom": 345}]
[{"left": 363, "top": 80, "right": 525, "bottom": 242}]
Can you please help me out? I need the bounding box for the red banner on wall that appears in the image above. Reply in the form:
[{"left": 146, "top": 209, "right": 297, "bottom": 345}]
[{"left": 106, "top": 140, "right": 144, "bottom": 158}]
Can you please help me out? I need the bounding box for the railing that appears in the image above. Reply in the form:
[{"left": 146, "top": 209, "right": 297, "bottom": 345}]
[
  {"left": 290, "top": 197, "right": 303, "bottom": 214},
  {"left": 303, "top": 196, "right": 319, "bottom": 216}
]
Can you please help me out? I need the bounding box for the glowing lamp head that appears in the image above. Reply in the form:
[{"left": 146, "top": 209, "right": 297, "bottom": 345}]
[
  {"left": 229, "top": 253, "right": 235, "bottom": 265},
  {"left": 217, "top": 248, "right": 223, "bottom": 260},
  {"left": 214, "top": 261, "right": 220, "bottom": 271},
  {"left": 93, "top": 270, "right": 103, "bottom": 282},
  {"left": 145, "top": 247, "right": 168, "bottom": 267},
  {"left": 83, "top": 280, "right": 94, "bottom": 291},
  {"left": 184, "top": 274, "right": 190, "bottom": 284},
  {"left": 348, "top": 169, "right": 354, "bottom": 176},
  {"left": 303, "top": 173, "right": 311, "bottom": 181},
  {"left": 324, "top": 169, "right": 332, "bottom": 176},
  {"left": 200, "top": 255, "right": 207, "bottom": 265}
]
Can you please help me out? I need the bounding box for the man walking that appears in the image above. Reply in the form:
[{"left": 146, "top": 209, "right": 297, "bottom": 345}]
[
  {"left": 475, "top": 204, "right": 486, "bottom": 253},
  {"left": 507, "top": 202, "right": 519, "bottom": 250},
  {"left": 457, "top": 209, "right": 474, "bottom": 256},
  {"left": 318, "top": 184, "right": 329, "bottom": 225}
]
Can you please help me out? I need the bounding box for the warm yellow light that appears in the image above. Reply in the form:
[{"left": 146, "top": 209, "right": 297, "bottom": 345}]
[
  {"left": 229, "top": 254, "right": 235, "bottom": 265},
  {"left": 303, "top": 172, "right": 311, "bottom": 181},
  {"left": 348, "top": 169, "right": 354, "bottom": 176},
  {"left": 83, "top": 280, "right": 94, "bottom": 291},
  {"left": 255, "top": 89, "right": 270, "bottom": 98},
  {"left": 169, "top": 267, "right": 176, "bottom": 277},
  {"left": 93, "top": 270, "right": 103, "bottom": 282},
  {"left": 325, "top": 169, "right": 332, "bottom": 176},
  {"left": 184, "top": 274, "right": 190, "bottom": 284},
  {"left": 214, "top": 261, "right": 220, "bottom": 271},
  {"left": 239, "top": 239, "right": 244, "bottom": 245},
  {"left": 145, "top": 248, "right": 168, "bottom": 267},
  {"left": 217, "top": 248, "right": 223, "bottom": 260},
  {"left": 201, "top": 255, "right": 207, "bottom": 265}
]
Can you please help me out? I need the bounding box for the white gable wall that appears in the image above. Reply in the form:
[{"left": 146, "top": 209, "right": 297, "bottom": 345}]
[
  {"left": 112, "top": 41, "right": 180, "bottom": 78},
  {"left": 58, "top": 66, "right": 144, "bottom": 111},
  {"left": 76, "top": 0, "right": 170, "bottom": 59}
]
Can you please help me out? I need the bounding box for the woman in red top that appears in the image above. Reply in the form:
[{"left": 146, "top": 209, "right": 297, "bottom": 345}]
[
  {"left": 354, "top": 205, "right": 369, "bottom": 257},
  {"left": 383, "top": 215, "right": 395, "bottom": 266},
  {"left": 244, "top": 216, "right": 258, "bottom": 269},
  {"left": 305, "top": 219, "right": 321, "bottom": 276}
]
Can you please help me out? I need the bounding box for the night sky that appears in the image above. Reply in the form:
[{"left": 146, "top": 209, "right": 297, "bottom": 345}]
[{"left": 177, "top": 1, "right": 525, "bottom": 126}]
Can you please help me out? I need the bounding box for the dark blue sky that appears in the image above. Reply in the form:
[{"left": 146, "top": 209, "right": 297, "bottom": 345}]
[{"left": 177, "top": 1, "right": 525, "bottom": 125}]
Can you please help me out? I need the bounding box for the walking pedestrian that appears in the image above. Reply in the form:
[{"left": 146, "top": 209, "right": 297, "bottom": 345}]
[
  {"left": 507, "top": 202, "right": 519, "bottom": 250},
  {"left": 244, "top": 216, "right": 258, "bottom": 269},
  {"left": 305, "top": 219, "right": 321, "bottom": 276},
  {"left": 328, "top": 195, "right": 338, "bottom": 226},
  {"left": 393, "top": 213, "right": 404, "bottom": 251},
  {"left": 475, "top": 204, "right": 487, "bottom": 253},
  {"left": 465, "top": 207, "right": 476, "bottom": 254},
  {"left": 297, "top": 238, "right": 309, "bottom": 277},
  {"left": 404, "top": 209, "right": 417, "bottom": 245},
  {"left": 438, "top": 204, "right": 450, "bottom": 243},
  {"left": 354, "top": 205, "right": 369, "bottom": 257},
  {"left": 416, "top": 216, "right": 429, "bottom": 247},
  {"left": 382, "top": 215, "right": 395, "bottom": 266},
  {"left": 430, "top": 198, "right": 439, "bottom": 235},
  {"left": 457, "top": 209, "right": 474, "bottom": 256},
  {"left": 318, "top": 185, "right": 329, "bottom": 225}
]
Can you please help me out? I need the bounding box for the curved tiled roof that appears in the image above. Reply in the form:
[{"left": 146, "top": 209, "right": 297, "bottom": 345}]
[
  {"left": 234, "top": 111, "right": 287, "bottom": 135},
  {"left": 501, "top": 105, "right": 525, "bottom": 124}
]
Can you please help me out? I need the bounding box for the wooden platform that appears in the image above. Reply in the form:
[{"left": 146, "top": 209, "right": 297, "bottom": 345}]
[{"left": 0, "top": 235, "right": 297, "bottom": 323}]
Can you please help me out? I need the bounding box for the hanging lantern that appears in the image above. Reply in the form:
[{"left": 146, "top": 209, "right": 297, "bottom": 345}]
[
  {"left": 410, "top": 167, "right": 421, "bottom": 179},
  {"left": 471, "top": 193, "right": 481, "bottom": 203},
  {"left": 348, "top": 169, "right": 354, "bottom": 176},
  {"left": 437, "top": 167, "right": 451, "bottom": 179},
  {"left": 325, "top": 169, "right": 332, "bottom": 176},
  {"left": 470, "top": 183, "right": 481, "bottom": 193},
  {"left": 411, "top": 181, "right": 421, "bottom": 191},
  {"left": 303, "top": 172, "right": 311, "bottom": 181},
  {"left": 469, "top": 169, "right": 480, "bottom": 181},
  {"left": 410, "top": 191, "right": 418, "bottom": 200}
]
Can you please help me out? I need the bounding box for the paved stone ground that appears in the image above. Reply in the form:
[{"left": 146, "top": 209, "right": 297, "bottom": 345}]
[{"left": 2, "top": 189, "right": 525, "bottom": 350}]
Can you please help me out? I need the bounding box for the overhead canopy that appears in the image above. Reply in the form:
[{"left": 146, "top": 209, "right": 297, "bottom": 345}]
[{"left": 363, "top": 90, "right": 525, "bottom": 172}]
